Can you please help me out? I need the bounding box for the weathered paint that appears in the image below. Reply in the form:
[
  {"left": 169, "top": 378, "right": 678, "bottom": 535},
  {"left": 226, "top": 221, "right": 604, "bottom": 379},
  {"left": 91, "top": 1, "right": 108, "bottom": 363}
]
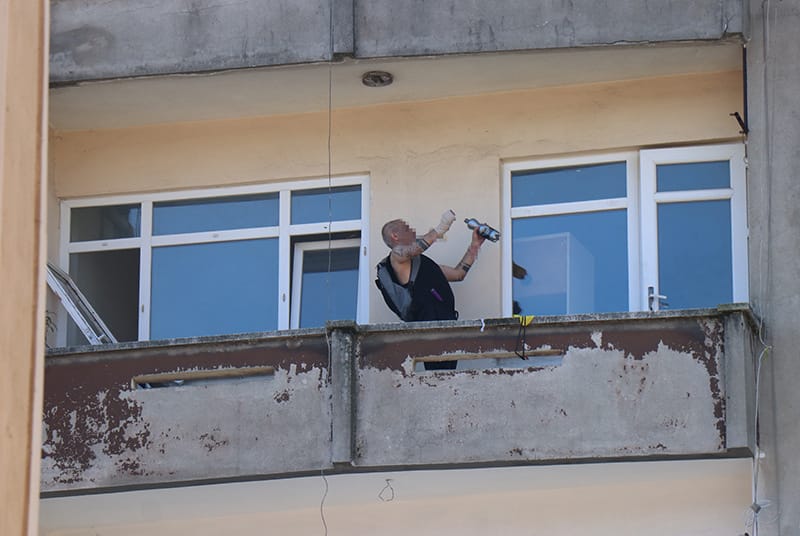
[
  {"left": 41, "top": 333, "right": 332, "bottom": 491},
  {"left": 354, "top": 316, "right": 728, "bottom": 467},
  {"left": 41, "top": 309, "right": 754, "bottom": 494}
]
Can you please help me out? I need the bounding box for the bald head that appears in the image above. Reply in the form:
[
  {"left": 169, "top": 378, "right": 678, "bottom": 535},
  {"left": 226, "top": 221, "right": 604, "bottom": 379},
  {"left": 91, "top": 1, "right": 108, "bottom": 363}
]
[{"left": 381, "top": 219, "right": 405, "bottom": 247}]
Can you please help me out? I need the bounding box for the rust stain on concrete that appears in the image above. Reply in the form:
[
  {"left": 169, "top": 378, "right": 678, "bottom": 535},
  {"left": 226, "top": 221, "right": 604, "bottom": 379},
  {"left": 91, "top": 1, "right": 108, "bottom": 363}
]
[
  {"left": 358, "top": 327, "right": 593, "bottom": 371},
  {"left": 42, "top": 335, "right": 329, "bottom": 486},
  {"left": 274, "top": 390, "right": 291, "bottom": 403},
  {"left": 199, "top": 430, "right": 230, "bottom": 452},
  {"left": 42, "top": 375, "right": 150, "bottom": 484}
]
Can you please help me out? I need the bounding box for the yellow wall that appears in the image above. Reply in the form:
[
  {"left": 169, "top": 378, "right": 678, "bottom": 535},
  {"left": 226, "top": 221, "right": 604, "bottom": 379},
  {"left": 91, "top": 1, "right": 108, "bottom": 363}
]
[
  {"left": 40, "top": 459, "right": 751, "bottom": 535},
  {"left": 51, "top": 70, "right": 743, "bottom": 323},
  {"left": 0, "top": 0, "right": 47, "bottom": 535}
]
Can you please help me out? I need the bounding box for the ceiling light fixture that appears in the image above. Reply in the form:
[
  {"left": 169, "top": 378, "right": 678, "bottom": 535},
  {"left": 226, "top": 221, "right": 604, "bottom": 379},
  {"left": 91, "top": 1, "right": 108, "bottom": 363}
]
[{"left": 361, "top": 70, "right": 394, "bottom": 88}]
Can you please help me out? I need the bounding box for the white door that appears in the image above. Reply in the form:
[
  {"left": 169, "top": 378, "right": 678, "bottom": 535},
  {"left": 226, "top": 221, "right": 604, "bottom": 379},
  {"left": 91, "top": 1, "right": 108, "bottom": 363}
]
[
  {"left": 639, "top": 143, "right": 748, "bottom": 311},
  {"left": 290, "top": 239, "right": 361, "bottom": 329}
]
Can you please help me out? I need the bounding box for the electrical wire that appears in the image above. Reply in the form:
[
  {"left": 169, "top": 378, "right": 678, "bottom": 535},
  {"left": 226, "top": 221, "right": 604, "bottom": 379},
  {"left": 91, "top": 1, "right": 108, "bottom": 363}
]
[
  {"left": 320, "top": 470, "right": 330, "bottom": 535},
  {"left": 747, "top": 3, "right": 779, "bottom": 534},
  {"left": 319, "top": 0, "right": 335, "bottom": 534},
  {"left": 749, "top": 345, "right": 770, "bottom": 536},
  {"left": 378, "top": 478, "right": 395, "bottom": 502}
]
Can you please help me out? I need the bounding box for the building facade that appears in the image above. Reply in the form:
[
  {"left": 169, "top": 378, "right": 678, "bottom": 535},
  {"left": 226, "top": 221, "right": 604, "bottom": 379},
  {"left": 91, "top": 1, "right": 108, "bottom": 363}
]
[
  {"left": 0, "top": 1, "right": 48, "bottom": 535},
  {"left": 29, "top": 1, "right": 800, "bottom": 535}
]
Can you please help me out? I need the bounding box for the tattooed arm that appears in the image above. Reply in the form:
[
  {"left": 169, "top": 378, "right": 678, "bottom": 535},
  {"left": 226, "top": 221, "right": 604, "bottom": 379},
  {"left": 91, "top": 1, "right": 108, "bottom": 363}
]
[
  {"left": 390, "top": 210, "right": 456, "bottom": 260},
  {"left": 391, "top": 227, "right": 440, "bottom": 259},
  {"left": 439, "top": 229, "right": 486, "bottom": 282}
]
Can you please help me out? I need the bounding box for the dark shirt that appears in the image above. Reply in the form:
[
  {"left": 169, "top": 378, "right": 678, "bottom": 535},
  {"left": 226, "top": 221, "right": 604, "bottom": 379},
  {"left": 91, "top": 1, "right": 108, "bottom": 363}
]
[{"left": 384, "top": 254, "right": 458, "bottom": 370}]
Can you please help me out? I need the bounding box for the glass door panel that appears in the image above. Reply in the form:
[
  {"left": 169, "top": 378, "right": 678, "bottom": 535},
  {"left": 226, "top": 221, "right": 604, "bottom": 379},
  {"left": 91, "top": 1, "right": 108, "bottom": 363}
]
[
  {"left": 291, "top": 239, "right": 360, "bottom": 328},
  {"left": 657, "top": 200, "right": 732, "bottom": 309},
  {"left": 640, "top": 144, "right": 746, "bottom": 311}
]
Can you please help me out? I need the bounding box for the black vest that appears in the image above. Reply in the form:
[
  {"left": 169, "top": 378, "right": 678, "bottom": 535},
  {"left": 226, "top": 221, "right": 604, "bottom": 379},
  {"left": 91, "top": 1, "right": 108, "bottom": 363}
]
[{"left": 376, "top": 254, "right": 457, "bottom": 322}]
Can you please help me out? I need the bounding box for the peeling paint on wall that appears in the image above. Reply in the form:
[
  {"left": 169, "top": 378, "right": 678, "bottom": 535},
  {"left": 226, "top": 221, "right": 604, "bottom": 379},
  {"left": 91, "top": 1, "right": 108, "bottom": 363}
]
[
  {"left": 41, "top": 335, "right": 331, "bottom": 491},
  {"left": 41, "top": 312, "right": 751, "bottom": 493},
  {"left": 355, "top": 317, "right": 728, "bottom": 466}
]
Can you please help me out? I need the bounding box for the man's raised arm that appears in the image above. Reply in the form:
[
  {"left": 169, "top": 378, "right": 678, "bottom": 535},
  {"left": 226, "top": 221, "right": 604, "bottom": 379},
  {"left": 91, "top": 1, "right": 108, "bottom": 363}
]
[
  {"left": 439, "top": 229, "right": 486, "bottom": 282},
  {"left": 390, "top": 210, "right": 457, "bottom": 261}
]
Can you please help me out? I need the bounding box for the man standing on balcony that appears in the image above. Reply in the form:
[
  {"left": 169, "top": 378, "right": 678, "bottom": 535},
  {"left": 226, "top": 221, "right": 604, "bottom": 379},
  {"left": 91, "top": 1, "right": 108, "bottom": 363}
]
[{"left": 376, "top": 210, "right": 485, "bottom": 369}]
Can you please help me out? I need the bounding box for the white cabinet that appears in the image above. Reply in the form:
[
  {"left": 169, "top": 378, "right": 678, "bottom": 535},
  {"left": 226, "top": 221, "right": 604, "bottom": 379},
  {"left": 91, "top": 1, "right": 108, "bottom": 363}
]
[{"left": 512, "top": 232, "right": 594, "bottom": 314}]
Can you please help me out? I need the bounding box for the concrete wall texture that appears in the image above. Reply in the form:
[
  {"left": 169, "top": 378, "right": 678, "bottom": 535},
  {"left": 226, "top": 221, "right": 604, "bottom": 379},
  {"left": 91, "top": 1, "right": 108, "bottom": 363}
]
[
  {"left": 50, "top": 0, "right": 743, "bottom": 82},
  {"left": 355, "top": 0, "right": 742, "bottom": 56},
  {"left": 0, "top": 0, "right": 48, "bottom": 535},
  {"left": 40, "top": 311, "right": 755, "bottom": 493},
  {"left": 41, "top": 334, "right": 334, "bottom": 490},
  {"left": 745, "top": 1, "right": 800, "bottom": 535},
  {"left": 50, "top": 0, "right": 346, "bottom": 82}
]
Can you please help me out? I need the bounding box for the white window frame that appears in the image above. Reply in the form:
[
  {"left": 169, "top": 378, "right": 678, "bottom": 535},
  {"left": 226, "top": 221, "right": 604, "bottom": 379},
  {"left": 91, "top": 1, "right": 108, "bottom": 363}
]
[
  {"left": 639, "top": 143, "right": 748, "bottom": 311},
  {"left": 46, "top": 262, "right": 118, "bottom": 345},
  {"left": 502, "top": 143, "right": 747, "bottom": 316},
  {"left": 502, "top": 151, "right": 640, "bottom": 317},
  {"left": 290, "top": 238, "right": 362, "bottom": 329},
  {"left": 58, "top": 175, "right": 370, "bottom": 346}
]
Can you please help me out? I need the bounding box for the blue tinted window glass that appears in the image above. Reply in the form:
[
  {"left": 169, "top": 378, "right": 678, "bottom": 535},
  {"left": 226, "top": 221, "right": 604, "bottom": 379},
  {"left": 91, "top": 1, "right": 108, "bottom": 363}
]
[
  {"left": 71, "top": 204, "right": 141, "bottom": 241},
  {"left": 512, "top": 210, "right": 628, "bottom": 316},
  {"left": 153, "top": 194, "right": 279, "bottom": 235},
  {"left": 150, "top": 239, "right": 279, "bottom": 339},
  {"left": 656, "top": 161, "right": 729, "bottom": 192},
  {"left": 291, "top": 186, "right": 361, "bottom": 224},
  {"left": 298, "top": 247, "right": 359, "bottom": 328},
  {"left": 511, "top": 162, "right": 627, "bottom": 207},
  {"left": 658, "top": 200, "right": 732, "bottom": 309}
]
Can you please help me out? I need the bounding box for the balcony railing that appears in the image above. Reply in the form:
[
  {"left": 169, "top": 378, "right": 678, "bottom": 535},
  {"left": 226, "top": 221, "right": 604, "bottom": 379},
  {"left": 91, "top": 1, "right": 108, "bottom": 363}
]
[{"left": 41, "top": 306, "right": 757, "bottom": 494}]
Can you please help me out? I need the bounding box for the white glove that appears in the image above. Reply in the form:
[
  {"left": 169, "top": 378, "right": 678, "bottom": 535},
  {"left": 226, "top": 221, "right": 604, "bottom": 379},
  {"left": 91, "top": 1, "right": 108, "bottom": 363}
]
[{"left": 434, "top": 209, "right": 456, "bottom": 237}]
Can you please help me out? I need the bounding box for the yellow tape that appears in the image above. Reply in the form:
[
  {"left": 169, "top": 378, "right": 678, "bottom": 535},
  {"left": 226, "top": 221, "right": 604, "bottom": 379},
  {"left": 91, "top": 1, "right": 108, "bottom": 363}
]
[{"left": 513, "top": 314, "right": 534, "bottom": 327}]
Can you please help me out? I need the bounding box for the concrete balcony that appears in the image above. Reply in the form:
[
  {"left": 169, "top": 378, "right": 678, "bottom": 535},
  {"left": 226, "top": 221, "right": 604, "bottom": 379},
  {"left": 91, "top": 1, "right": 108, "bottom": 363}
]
[
  {"left": 41, "top": 306, "right": 757, "bottom": 494},
  {"left": 48, "top": 1, "right": 746, "bottom": 132},
  {"left": 50, "top": 0, "right": 744, "bottom": 83}
]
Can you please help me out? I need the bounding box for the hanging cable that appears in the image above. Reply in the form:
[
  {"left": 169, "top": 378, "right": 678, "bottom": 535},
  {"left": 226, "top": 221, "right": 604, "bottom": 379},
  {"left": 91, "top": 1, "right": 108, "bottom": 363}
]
[
  {"left": 319, "top": 471, "right": 329, "bottom": 535},
  {"left": 747, "top": 3, "right": 779, "bottom": 535},
  {"left": 378, "top": 478, "right": 395, "bottom": 502},
  {"left": 320, "top": 0, "right": 335, "bottom": 534}
]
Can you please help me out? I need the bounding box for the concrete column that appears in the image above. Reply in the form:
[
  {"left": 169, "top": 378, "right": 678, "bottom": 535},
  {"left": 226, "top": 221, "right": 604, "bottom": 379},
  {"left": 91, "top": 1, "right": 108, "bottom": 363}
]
[
  {"left": 0, "top": 0, "right": 48, "bottom": 534},
  {"left": 328, "top": 321, "right": 357, "bottom": 465},
  {"left": 745, "top": 0, "right": 800, "bottom": 534},
  {"left": 721, "top": 308, "right": 757, "bottom": 452},
  {"left": 332, "top": 0, "right": 354, "bottom": 57}
]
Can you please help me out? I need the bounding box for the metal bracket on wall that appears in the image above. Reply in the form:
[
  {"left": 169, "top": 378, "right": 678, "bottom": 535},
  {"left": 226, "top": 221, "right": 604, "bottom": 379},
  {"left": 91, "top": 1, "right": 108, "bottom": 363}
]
[{"left": 730, "top": 111, "right": 749, "bottom": 135}]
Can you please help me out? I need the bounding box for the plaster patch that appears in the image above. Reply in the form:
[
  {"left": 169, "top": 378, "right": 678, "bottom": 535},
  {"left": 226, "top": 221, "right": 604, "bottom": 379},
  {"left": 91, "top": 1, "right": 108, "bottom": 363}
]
[
  {"left": 401, "top": 356, "right": 415, "bottom": 375},
  {"left": 591, "top": 330, "right": 603, "bottom": 348},
  {"left": 357, "top": 340, "right": 723, "bottom": 465}
]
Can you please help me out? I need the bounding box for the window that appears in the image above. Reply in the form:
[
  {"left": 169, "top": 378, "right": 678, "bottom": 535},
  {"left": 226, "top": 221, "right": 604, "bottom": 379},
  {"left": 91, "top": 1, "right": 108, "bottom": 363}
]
[
  {"left": 291, "top": 239, "right": 361, "bottom": 329},
  {"left": 58, "top": 176, "right": 369, "bottom": 346},
  {"left": 503, "top": 143, "right": 747, "bottom": 316}
]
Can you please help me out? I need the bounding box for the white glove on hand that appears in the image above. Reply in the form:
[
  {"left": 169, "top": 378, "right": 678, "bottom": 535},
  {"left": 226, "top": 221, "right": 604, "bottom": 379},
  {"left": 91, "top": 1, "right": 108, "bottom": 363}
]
[{"left": 434, "top": 209, "right": 457, "bottom": 237}]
